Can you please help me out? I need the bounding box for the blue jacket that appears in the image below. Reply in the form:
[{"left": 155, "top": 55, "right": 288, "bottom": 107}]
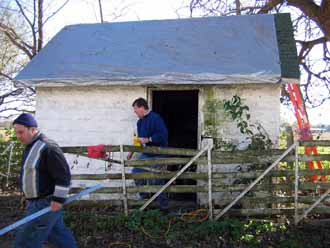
[{"left": 137, "top": 111, "right": 168, "bottom": 148}]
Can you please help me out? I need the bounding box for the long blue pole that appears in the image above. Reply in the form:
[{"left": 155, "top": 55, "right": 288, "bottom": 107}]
[{"left": 0, "top": 183, "right": 103, "bottom": 236}]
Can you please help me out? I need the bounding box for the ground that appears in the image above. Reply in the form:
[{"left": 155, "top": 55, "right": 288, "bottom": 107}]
[{"left": 1, "top": 193, "right": 330, "bottom": 248}]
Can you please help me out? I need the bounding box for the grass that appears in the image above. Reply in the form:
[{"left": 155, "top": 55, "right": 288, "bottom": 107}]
[{"left": 61, "top": 208, "right": 330, "bottom": 248}]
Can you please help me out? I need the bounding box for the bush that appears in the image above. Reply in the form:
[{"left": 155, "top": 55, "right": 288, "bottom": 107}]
[{"left": 0, "top": 128, "right": 23, "bottom": 189}]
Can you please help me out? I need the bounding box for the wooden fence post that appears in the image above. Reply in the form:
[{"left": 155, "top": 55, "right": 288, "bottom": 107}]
[
  {"left": 294, "top": 141, "right": 299, "bottom": 225},
  {"left": 207, "top": 145, "right": 213, "bottom": 220},
  {"left": 120, "top": 145, "right": 128, "bottom": 215}
]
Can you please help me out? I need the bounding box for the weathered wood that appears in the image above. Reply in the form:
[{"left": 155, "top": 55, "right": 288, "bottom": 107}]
[
  {"left": 211, "top": 149, "right": 288, "bottom": 164},
  {"left": 294, "top": 144, "right": 299, "bottom": 224},
  {"left": 213, "top": 149, "right": 289, "bottom": 157},
  {"left": 139, "top": 144, "right": 211, "bottom": 211},
  {"left": 296, "top": 187, "right": 330, "bottom": 224},
  {"left": 212, "top": 182, "right": 330, "bottom": 191},
  {"left": 63, "top": 142, "right": 330, "bottom": 219},
  {"left": 62, "top": 152, "right": 330, "bottom": 164},
  {"left": 125, "top": 157, "right": 195, "bottom": 167},
  {"left": 272, "top": 169, "right": 330, "bottom": 177},
  {"left": 298, "top": 154, "right": 330, "bottom": 161},
  {"left": 61, "top": 145, "right": 199, "bottom": 156},
  {"left": 61, "top": 144, "right": 330, "bottom": 164},
  {"left": 62, "top": 146, "right": 121, "bottom": 158},
  {"left": 71, "top": 169, "right": 330, "bottom": 181},
  {"left": 123, "top": 145, "right": 199, "bottom": 156},
  {"left": 72, "top": 172, "right": 207, "bottom": 180},
  {"left": 215, "top": 143, "right": 298, "bottom": 220},
  {"left": 207, "top": 147, "right": 213, "bottom": 219},
  {"left": 61, "top": 147, "right": 88, "bottom": 154},
  {"left": 300, "top": 140, "right": 330, "bottom": 146},
  {"left": 211, "top": 154, "right": 330, "bottom": 164},
  {"left": 70, "top": 182, "right": 330, "bottom": 194},
  {"left": 70, "top": 185, "right": 207, "bottom": 194},
  {"left": 211, "top": 169, "right": 330, "bottom": 178},
  {"left": 120, "top": 145, "right": 128, "bottom": 215}
]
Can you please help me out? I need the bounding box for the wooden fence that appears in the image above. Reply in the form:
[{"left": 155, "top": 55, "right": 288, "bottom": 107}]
[{"left": 62, "top": 140, "right": 330, "bottom": 223}]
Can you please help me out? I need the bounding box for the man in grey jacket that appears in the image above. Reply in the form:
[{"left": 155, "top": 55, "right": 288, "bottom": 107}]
[{"left": 13, "top": 113, "right": 77, "bottom": 248}]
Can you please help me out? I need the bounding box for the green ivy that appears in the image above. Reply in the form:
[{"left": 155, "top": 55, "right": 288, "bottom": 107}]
[
  {"left": 223, "top": 95, "right": 272, "bottom": 151},
  {"left": 223, "top": 95, "right": 253, "bottom": 136}
]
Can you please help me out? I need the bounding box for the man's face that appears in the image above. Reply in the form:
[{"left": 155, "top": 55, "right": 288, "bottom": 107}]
[
  {"left": 133, "top": 105, "right": 146, "bottom": 119},
  {"left": 14, "top": 124, "right": 37, "bottom": 145}
]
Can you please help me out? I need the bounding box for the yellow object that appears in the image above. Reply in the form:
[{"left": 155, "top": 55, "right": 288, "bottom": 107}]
[{"left": 133, "top": 135, "right": 141, "bottom": 146}]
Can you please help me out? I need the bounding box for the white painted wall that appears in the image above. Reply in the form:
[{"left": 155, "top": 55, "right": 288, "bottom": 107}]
[
  {"left": 35, "top": 86, "right": 145, "bottom": 146},
  {"left": 205, "top": 84, "right": 281, "bottom": 146}
]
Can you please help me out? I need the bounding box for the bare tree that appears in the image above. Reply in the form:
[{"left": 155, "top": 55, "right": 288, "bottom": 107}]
[
  {"left": 0, "top": 0, "right": 70, "bottom": 117},
  {"left": 188, "top": 0, "right": 330, "bottom": 108}
]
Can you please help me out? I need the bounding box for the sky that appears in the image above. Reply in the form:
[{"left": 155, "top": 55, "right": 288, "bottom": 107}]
[
  {"left": 44, "top": 0, "right": 330, "bottom": 126},
  {"left": 45, "top": 0, "right": 189, "bottom": 36}
]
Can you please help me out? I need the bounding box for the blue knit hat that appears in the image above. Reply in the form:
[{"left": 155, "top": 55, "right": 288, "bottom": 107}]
[{"left": 13, "top": 113, "right": 38, "bottom": 128}]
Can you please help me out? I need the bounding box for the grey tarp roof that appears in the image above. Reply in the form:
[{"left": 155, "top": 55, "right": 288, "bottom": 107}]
[{"left": 15, "top": 13, "right": 299, "bottom": 86}]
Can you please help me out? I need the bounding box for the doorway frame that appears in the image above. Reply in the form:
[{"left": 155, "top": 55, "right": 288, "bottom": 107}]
[{"left": 147, "top": 86, "right": 202, "bottom": 149}]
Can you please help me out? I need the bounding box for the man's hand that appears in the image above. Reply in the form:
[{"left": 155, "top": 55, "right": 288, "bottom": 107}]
[
  {"left": 127, "top": 152, "right": 133, "bottom": 160},
  {"left": 50, "top": 201, "right": 63, "bottom": 212},
  {"left": 138, "top": 137, "right": 149, "bottom": 144},
  {"left": 20, "top": 197, "right": 27, "bottom": 210}
]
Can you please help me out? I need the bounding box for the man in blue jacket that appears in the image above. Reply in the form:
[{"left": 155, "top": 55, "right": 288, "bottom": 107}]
[
  {"left": 128, "top": 98, "right": 169, "bottom": 210},
  {"left": 13, "top": 113, "right": 77, "bottom": 248}
]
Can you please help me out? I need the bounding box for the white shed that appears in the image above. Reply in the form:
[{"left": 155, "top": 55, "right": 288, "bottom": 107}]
[
  {"left": 15, "top": 14, "right": 299, "bottom": 202},
  {"left": 16, "top": 14, "right": 299, "bottom": 149}
]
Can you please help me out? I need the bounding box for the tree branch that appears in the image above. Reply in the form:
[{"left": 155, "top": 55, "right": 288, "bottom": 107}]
[
  {"left": 0, "top": 23, "right": 34, "bottom": 59},
  {"left": 287, "top": 0, "right": 330, "bottom": 41},
  {"left": 37, "top": 0, "right": 43, "bottom": 51},
  {"left": 14, "top": 0, "right": 38, "bottom": 56},
  {"left": 0, "top": 71, "right": 14, "bottom": 81},
  {"left": 43, "top": 0, "right": 70, "bottom": 25},
  {"left": 258, "top": 0, "right": 284, "bottom": 14},
  {"left": 296, "top": 37, "right": 327, "bottom": 62},
  {"left": 14, "top": 0, "right": 34, "bottom": 29}
]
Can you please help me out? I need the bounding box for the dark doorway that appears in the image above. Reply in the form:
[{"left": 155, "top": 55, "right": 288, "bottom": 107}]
[
  {"left": 152, "top": 90, "right": 198, "bottom": 149},
  {"left": 152, "top": 90, "right": 199, "bottom": 201}
]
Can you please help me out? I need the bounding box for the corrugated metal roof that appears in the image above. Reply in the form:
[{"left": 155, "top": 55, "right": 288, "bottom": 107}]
[{"left": 15, "top": 14, "right": 299, "bottom": 86}]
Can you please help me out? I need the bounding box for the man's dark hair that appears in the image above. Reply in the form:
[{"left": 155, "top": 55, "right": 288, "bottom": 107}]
[{"left": 132, "top": 98, "right": 149, "bottom": 110}]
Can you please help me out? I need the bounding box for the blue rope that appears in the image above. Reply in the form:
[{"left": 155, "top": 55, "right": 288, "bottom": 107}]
[{"left": 0, "top": 183, "right": 103, "bottom": 236}]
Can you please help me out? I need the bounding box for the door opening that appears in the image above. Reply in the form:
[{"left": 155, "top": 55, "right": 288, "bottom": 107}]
[{"left": 152, "top": 90, "right": 199, "bottom": 201}]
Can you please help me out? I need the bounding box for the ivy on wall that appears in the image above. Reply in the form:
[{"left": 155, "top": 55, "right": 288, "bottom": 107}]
[{"left": 203, "top": 91, "right": 272, "bottom": 151}]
